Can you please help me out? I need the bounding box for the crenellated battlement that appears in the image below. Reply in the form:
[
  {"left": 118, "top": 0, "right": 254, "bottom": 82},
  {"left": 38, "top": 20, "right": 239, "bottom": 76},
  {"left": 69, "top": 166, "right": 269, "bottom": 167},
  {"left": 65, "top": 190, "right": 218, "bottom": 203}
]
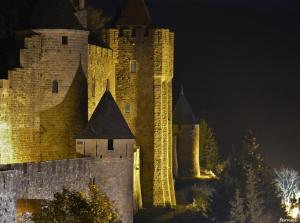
[
  {"left": 103, "top": 28, "right": 174, "bottom": 45},
  {"left": 0, "top": 79, "right": 11, "bottom": 90},
  {"left": 88, "top": 45, "right": 115, "bottom": 61}
]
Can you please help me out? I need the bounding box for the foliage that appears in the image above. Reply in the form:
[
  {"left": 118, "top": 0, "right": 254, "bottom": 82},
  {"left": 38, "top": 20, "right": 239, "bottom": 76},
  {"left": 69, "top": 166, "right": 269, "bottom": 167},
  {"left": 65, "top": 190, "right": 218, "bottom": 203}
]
[
  {"left": 87, "top": 6, "right": 111, "bottom": 45},
  {"left": 274, "top": 167, "right": 300, "bottom": 205},
  {"left": 199, "top": 120, "right": 220, "bottom": 174},
  {"left": 87, "top": 6, "right": 111, "bottom": 31},
  {"left": 227, "top": 189, "right": 247, "bottom": 223},
  {"left": 245, "top": 166, "right": 265, "bottom": 223},
  {"left": 210, "top": 130, "right": 287, "bottom": 222},
  {"left": 191, "top": 184, "right": 214, "bottom": 216},
  {"left": 31, "top": 184, "right": 119, "bottom": 223}
]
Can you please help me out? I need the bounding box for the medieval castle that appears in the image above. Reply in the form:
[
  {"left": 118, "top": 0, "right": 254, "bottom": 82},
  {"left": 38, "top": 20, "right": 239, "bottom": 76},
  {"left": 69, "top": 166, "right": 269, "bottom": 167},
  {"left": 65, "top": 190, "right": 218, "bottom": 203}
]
[{"left": 0, "top": 0, "right": 202, "bottom": 222}]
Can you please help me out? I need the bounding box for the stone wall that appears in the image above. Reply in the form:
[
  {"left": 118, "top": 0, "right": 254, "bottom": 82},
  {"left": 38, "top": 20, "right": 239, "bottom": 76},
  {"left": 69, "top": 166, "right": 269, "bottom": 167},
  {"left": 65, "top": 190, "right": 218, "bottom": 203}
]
[
  {"left": 0, "top": 170, "right": 21, "bottom": 223},
  {"left": 0, "top": 29, "right": 89, "bottom": 163},
  {"left": 0, "top": 157, "right": 133, "bottom": 223},
  {"left": 88, "top": 45, "right": 116, "bottom": 118},
  {"left": 101, "top": 28, "right": 176, "bottom": 207},
  {"left": 173, "top": 124, "right": 200, "bottom": 178}
]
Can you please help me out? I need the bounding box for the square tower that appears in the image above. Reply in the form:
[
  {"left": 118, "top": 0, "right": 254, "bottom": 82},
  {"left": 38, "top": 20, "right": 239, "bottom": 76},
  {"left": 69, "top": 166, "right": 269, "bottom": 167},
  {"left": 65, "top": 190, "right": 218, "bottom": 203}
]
[{"left": 100, "top": 0, "right": 176, "bottom": 207}]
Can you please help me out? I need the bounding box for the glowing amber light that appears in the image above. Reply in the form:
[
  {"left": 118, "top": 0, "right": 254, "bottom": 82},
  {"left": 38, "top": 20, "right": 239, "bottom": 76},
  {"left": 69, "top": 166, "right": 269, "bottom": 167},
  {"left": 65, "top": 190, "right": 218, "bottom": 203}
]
[
  {"left": 291, "top": 207, "right": 300, "bottom": 219},
  {"left": 0, "top": 122, "right": 13, "bottom": 164}
]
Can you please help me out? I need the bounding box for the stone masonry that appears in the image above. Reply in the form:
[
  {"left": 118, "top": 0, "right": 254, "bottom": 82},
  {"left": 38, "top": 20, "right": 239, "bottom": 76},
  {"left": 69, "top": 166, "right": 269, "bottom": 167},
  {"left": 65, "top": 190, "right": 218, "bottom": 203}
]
[
  {"left": 0, "top": 156, "right": 134, "bottom": 223},
  {"left": 101, "top": 27, "right": 176, "bottom": 206}
]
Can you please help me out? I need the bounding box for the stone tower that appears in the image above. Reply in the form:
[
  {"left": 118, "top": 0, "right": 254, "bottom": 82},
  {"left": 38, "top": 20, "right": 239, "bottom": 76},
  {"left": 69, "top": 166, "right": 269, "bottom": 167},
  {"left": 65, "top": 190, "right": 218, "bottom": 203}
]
[
  {"left": 77, "top": 81, "right": 135, "bottom": 223},
  {"left": 100, "top": 0, "right": 176, "bottom": 207},
  {"left": 0, "top": 0, "right": 89, "bottom": 163},
  {"left": 173, "top": 88, "right": 200, "bottom": 178}
]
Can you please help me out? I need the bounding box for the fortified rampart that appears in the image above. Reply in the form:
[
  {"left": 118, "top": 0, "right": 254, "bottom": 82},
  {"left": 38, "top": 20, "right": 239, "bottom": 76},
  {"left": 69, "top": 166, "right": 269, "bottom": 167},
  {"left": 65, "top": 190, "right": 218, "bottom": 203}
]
[
  {"left": 88, "top": 45, "right": 116, "bottom": 118},
  {"left": 0, "top": 156, "right": 134, "bottom": 223}
]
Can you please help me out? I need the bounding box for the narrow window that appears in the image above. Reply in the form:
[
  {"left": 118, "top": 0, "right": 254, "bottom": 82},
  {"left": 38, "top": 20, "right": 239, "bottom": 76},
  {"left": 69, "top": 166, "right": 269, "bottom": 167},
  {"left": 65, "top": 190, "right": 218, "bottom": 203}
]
[
  {"left": 96, "top": 142, "right": 98, "bottom": 157},
  {"left": 130, "top": 60, "right": 137, "bottom": 73},
  {"left": 37, "top": 163, "right": 42, "bottom": 172},
  {"left": 108, "top": 139, "right": 114, "bottom": 151},
  {"left": 125, "top": 103, "right": 130, "bottom": 113},
  {"left": 92, "top": 79, "right": 96, "bottom": 97},
  {"left": 90, "top": 177, "right": 96, "bottom": 185},
  {"left": 62, "top": 36, "right": 68, "bottom": 45},
  {"left": 52, "top": 80, "right": 58, "bottom": 93}
]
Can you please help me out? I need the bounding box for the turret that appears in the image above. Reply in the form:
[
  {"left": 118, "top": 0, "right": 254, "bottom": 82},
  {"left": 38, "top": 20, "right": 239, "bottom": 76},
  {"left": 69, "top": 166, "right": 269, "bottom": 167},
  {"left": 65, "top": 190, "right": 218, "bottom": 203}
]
[
  {"left": 76, "top": 80, "right": 135, "bottom": 158},
  {"left": 76, "top": 81, "right": 135, "bottom": 223},
  {"left": 173, "top": 87, "right": 200, "bottom": 178}
]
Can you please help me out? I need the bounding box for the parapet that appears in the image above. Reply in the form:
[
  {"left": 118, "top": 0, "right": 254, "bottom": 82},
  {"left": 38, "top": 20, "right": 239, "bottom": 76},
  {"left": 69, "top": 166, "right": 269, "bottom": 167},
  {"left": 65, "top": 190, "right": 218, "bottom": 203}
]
[
  {"left": 88, "top": 45, "right": 114, "bottom": 60},
  {"left": 0, "top": 80, "right": 11, "bottom": 89},
  {"left": 103, "top": 27, "right": 174, "bottom": 45}
]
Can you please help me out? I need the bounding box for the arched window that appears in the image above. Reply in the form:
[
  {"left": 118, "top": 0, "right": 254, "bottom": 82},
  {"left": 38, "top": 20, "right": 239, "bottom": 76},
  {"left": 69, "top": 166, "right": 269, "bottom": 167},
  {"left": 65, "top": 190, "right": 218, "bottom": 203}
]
[{"left": 52, "top": 80, "right": 58, "bottom": 93}]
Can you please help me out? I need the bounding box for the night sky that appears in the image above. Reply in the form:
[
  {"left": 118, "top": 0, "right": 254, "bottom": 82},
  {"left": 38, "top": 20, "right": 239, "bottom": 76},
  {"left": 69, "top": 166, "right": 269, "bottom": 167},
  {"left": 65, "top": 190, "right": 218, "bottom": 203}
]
[{"left": 93, "top": 0, "right": 300, "bottom": 170}]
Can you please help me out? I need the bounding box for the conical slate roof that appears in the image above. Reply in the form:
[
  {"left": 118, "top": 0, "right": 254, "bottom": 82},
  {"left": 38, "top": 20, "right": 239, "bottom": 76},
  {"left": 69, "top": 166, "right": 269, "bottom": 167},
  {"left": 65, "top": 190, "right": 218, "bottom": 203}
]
[
  {"left": 114, "top": 0, "right": 152, "bottom": 26},
  {"left": 78, "top": 84, "right": 134, "bottom": 139},
  {"left": 22, "top": 0, "right": 84, "bottom": 30},
  {"left": 173, "top": 88, "right": 198, "bottom": 125}
]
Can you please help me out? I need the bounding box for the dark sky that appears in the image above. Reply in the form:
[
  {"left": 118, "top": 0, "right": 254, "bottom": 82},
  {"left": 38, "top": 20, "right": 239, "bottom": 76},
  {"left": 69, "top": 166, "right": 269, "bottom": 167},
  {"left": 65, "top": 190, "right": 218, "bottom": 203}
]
[{"left": 94, "top": 0, "right": 300, "bottom": 170}]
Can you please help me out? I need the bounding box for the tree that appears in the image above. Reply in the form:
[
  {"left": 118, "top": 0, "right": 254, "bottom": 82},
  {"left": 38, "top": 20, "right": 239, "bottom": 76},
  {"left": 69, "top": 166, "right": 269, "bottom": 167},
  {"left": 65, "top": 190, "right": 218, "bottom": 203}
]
[
  {"left": 245, "top": 166, "right": 265, "bottom": 223},
  {"left": 87, "top": 6, "right": 111, "bottom": 45},
  {"left": 210, "top": 130, "right": 286, "bottom": 222},
  {"left": 31, "top": 184, "right": 119, "bottom": 223},
  {"left": 199, "top": 120, "right": 220, "bottom": 173},
  {"left": 241, "top": 130, "right": 265, "bottom": 171},
  {"left": 274, "top": 167, "right": 300, "bottom": 211},
  {"left": 191, "top": 184, "right": 215, "bottom": 216},
  {"left": 227, "top": 189, "right": 247, "bottom": 223}
]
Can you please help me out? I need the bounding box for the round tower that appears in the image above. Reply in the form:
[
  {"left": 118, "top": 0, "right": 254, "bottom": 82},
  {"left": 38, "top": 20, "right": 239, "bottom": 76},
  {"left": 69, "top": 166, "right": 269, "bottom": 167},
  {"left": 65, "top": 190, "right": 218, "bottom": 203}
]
[
  {"left": 13, "top": 0, "right": 89, "bottom": 161},
  {"left": 173, "top": 88, "right": 200, "bottom": 178}
]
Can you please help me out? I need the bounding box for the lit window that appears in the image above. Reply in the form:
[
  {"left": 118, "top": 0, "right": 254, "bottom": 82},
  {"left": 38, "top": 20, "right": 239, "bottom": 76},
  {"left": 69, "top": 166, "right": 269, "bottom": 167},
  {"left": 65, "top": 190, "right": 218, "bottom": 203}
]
[
  {"left": 108, "top": 139, "right": 114, "bottom": 151},
  {"left": 130, "top": 60, "right": 137, "bottom": 73},
  {"left": 125, "top": 104, "right": 130, "bottom": 113},
  {"left": 52, "top": 80, "right": 58, "bottom": 93},
  {"left": 62, "top": 36, "right": 68, "bottom": 45}
]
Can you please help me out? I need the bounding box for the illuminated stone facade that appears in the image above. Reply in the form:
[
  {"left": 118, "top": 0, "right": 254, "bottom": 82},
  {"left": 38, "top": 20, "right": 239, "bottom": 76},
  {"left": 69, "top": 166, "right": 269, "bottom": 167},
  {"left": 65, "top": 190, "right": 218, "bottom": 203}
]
[
  {"left": 172, "top": 90, "right": 201, "bottom": 178},
  {"left": 98, "top": 27, "right": 176, "bottom": 207},
  {"left": 88, "top": 45, "right": 116, "bottom": 118},
  {"left": 0, "top": 0, "right": 178, "bottom": 216},
  {"left": 0, "top": 29, "right": 89, "bottom": 163}
]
